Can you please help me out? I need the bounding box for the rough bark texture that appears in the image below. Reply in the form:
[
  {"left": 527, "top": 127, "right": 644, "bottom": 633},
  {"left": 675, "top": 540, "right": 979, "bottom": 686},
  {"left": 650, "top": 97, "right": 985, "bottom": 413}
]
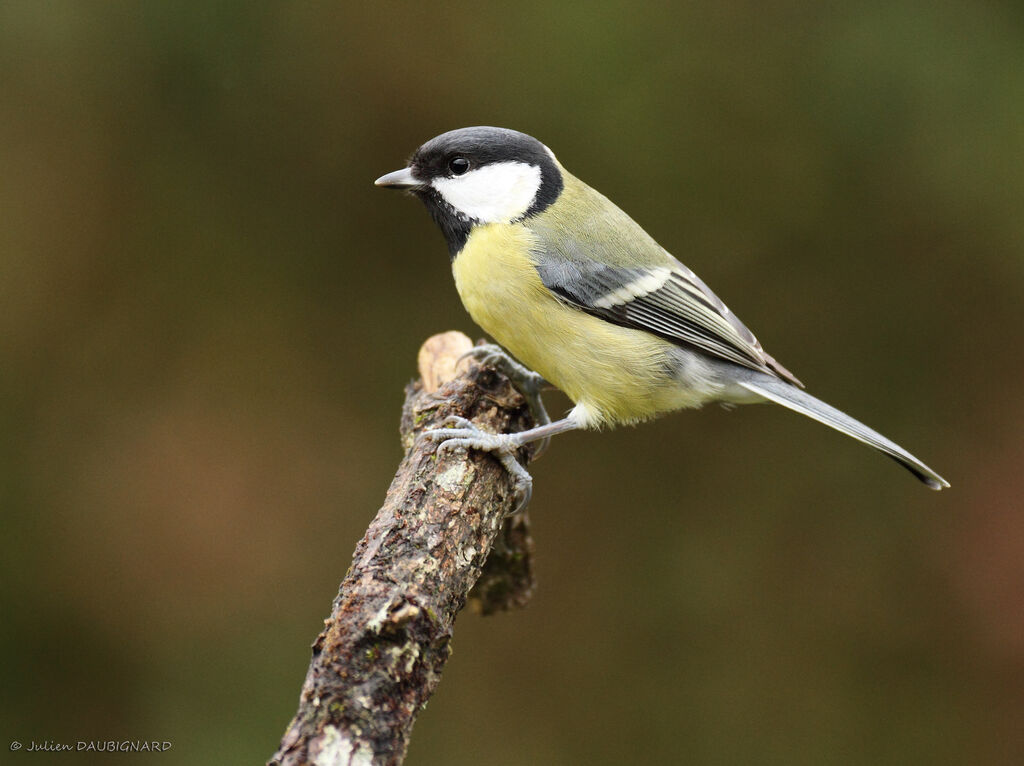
[{"left": 269, "top": 332, "right": 538, "bottom": 766}]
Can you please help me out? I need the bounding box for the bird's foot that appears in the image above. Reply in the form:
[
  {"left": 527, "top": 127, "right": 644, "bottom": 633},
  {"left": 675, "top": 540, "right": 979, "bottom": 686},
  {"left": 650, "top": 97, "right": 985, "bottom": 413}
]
[
  {"left": 423, "top": 415, "right": 533, "bottom": 512},
  {"left": 461, "top": 344, "right": 547, "bottom": 400},
  {"left": 461, "top": 344, "right": 551, "bottom": 457}
]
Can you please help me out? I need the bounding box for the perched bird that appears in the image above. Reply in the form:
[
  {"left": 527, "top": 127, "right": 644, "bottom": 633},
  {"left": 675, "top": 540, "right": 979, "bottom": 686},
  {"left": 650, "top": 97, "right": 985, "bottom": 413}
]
[{"left": 375, "top": 126, "right": 948, "bottom": 504}]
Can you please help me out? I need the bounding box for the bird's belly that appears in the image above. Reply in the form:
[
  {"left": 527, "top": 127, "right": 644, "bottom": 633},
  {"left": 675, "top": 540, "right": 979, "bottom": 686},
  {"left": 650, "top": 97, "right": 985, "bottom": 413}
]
[{"left": 452, "top": 225, "right": 720, "bottom": 426}]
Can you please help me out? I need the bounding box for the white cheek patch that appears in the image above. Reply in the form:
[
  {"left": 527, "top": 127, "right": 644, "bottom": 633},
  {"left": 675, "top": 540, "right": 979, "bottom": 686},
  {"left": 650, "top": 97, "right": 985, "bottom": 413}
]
[{"left": 431, "top": 161, "right": 543, "bottom": 224}]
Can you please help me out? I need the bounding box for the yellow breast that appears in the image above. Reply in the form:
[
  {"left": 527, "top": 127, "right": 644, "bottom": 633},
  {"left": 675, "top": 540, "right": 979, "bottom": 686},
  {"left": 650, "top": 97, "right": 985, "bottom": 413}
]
[{"left": 451, "top": 224, "right": 709, "bottom": 426}]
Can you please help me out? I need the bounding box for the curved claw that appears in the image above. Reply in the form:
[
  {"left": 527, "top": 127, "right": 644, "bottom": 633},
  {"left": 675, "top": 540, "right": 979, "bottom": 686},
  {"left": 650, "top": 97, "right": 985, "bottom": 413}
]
[
  {"left": 435, "top": 438, "right": 460, "bottom": 458},
  {"left": 494, "top": 450, "right": 533, "bottom": 511},
  {"left": 438, "top": 414, "right": 473, "bottom": 429}
]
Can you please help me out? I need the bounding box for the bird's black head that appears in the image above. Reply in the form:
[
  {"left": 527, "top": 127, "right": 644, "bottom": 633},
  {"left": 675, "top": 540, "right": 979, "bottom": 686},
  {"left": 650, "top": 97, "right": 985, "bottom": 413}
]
[{"left": 375, "top": 126, "right": 564, "bottom": 257}]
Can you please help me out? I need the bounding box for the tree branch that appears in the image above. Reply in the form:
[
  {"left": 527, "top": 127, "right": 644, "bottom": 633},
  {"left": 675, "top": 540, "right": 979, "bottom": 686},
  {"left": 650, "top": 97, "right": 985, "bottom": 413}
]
[{"left": 269, "top": 331, "right": 538, "bottom": 766}]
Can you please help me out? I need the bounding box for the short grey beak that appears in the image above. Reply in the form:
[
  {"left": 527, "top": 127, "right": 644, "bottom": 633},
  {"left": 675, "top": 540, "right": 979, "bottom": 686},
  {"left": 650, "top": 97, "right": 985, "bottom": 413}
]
[{"left": 374, "top": 167, "right": 421, "bottom": 189}]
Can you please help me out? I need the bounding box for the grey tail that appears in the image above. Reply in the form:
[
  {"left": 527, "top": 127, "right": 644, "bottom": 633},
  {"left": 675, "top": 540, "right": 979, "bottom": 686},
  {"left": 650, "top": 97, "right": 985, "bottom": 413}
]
[{"left": 735, "top": 372, "right": 949, "bottom": 490}]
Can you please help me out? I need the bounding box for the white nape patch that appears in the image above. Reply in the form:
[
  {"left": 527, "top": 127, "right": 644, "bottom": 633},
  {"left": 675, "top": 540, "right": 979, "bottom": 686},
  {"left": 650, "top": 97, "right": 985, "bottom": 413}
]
[
  {"left": 431, "top": 161, "right": 542, "bottom": 224},
  {"left": 593, "top": 267, "right": 672, "bottom": 308}
]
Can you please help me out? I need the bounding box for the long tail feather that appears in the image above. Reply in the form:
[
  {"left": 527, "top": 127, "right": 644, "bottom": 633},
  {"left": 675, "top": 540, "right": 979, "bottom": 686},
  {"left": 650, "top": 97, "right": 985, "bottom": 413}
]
[{"left": 736, "top": 373, "right": 949, "bottom": 490}]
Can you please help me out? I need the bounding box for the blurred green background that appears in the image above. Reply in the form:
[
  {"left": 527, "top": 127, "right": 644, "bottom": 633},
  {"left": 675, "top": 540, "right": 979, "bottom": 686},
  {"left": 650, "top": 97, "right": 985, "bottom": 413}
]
[{"left": 3, "top": 1, "right": 1023, "bottom": 764}]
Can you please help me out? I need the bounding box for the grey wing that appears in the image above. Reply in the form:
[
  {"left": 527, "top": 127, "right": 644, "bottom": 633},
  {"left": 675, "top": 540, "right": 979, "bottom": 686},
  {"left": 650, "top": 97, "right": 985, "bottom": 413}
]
[{"left": 533, "top": 247, "right": 803, "bottom": 387}]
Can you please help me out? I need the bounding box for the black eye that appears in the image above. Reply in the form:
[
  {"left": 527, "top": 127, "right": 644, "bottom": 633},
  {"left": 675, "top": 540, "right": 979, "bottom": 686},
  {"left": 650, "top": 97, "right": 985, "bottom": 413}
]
[{"left": 448, "top": 157, "right": 470, "bottom": 175}]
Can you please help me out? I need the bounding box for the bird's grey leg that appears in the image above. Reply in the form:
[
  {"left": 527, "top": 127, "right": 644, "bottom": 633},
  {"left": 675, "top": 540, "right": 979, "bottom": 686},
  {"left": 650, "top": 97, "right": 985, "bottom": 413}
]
[
  {"left": 460, "top": 343, "right": 553, "bottom": 457},
  {"left": 423, "top": 415, "right": 579, "bottom": 512}
]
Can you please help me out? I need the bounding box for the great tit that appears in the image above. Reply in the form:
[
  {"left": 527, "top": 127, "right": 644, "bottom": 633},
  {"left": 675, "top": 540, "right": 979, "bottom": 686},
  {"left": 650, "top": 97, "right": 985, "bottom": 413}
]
[{"left": 375, "top": 126, "right": 949, "bottom": 503}]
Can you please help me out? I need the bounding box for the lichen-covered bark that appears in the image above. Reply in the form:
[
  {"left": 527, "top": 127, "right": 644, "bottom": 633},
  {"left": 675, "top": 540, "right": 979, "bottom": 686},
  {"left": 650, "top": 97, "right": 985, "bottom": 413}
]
[{"left": 269, "top": 332, "right": 537, "bottom": 766}]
